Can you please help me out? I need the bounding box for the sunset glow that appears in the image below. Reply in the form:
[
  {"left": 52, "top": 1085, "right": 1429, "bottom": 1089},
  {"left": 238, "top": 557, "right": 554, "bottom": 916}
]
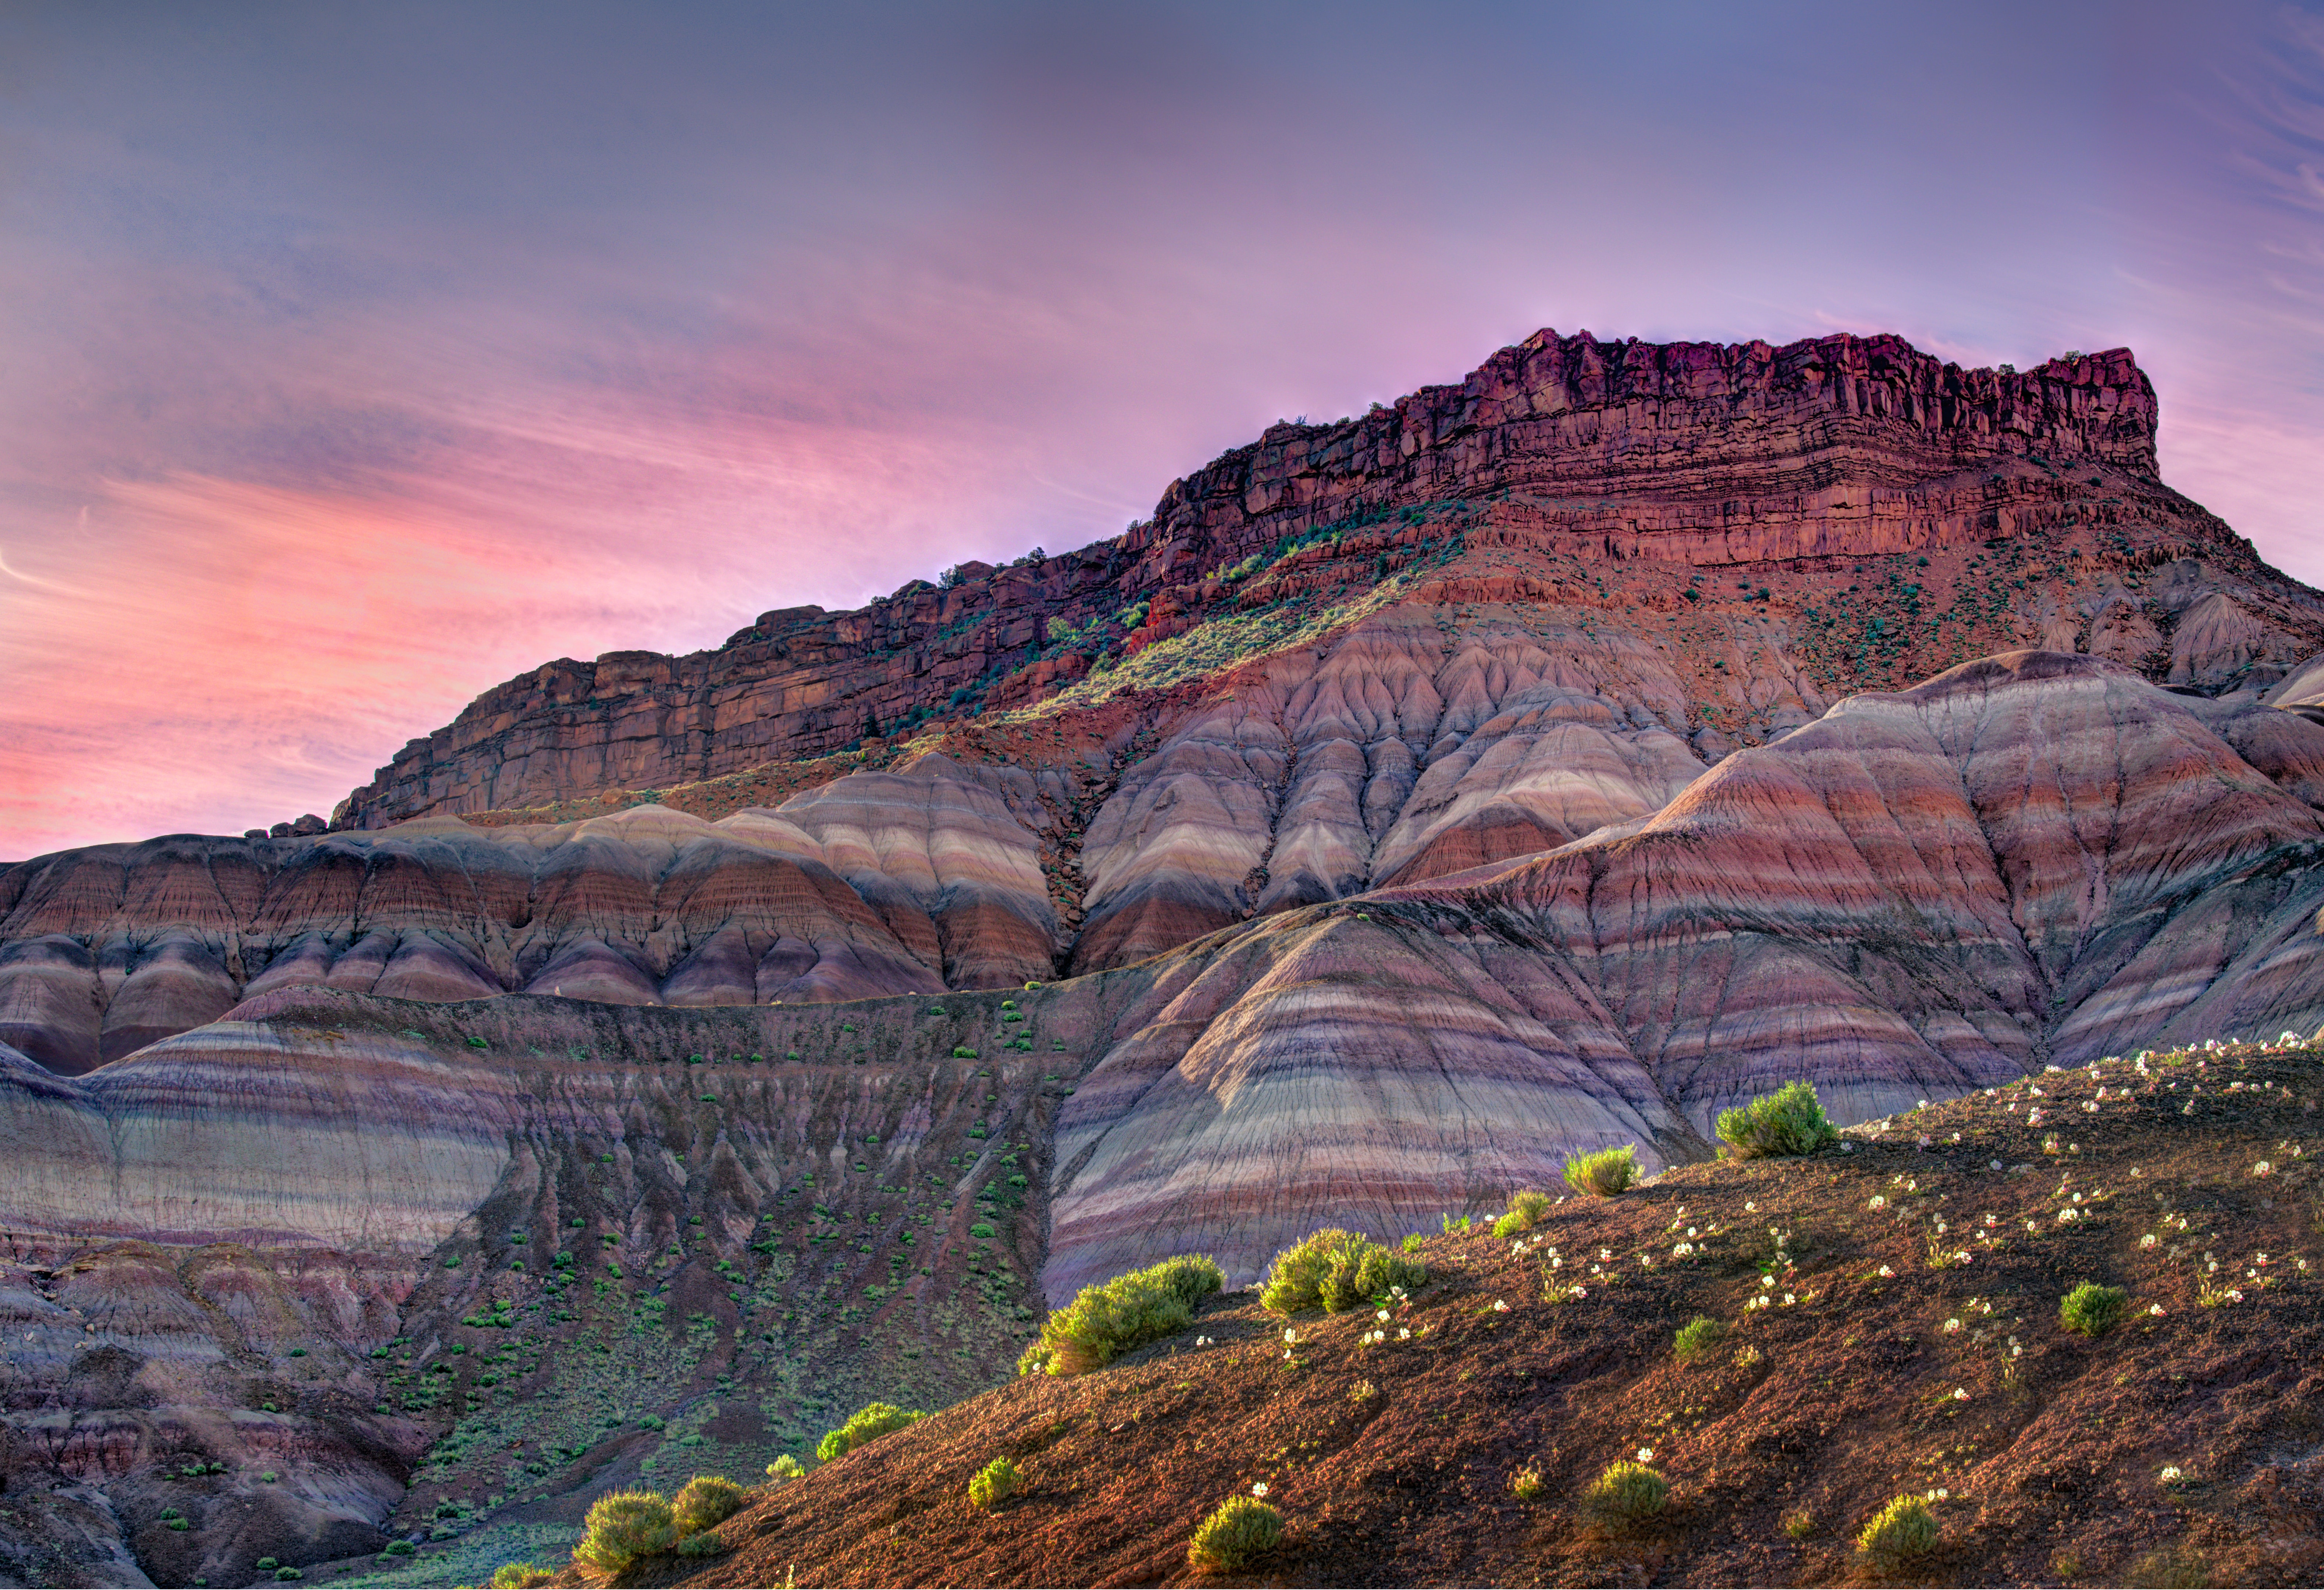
[{"left": 5, "top": 0, "right": 2323, "bottom": 855}]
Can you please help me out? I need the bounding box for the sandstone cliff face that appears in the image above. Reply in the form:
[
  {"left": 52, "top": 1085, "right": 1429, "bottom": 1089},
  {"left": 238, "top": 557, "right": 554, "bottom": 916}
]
[{"left": 334, "top": 332, "right": 2324, "bottom": 838}]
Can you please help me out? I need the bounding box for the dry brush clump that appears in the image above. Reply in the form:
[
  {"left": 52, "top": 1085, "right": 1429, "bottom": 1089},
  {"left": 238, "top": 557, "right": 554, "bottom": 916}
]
[
  {"left": 1857, "top": 1494, "right": 1939, "bottom": 1568},
  {"left": 1715, "top": 1080, "right": 1839, "bottom": 1159},
  {"left": 968, "top": 1455, "right": 1020, "bottom": 1508},
  {"left": 1582, "top": 1460, "right": 1670, "bottom": 1529},
  {"left": 1562, "top": 1144, "right": 1639, "bottom": 1197},
  {"left": 1187, "top": 1495, "right": 1284, "bottom": 1572},
  {"left": 1261, "top": 1228, "right": 1426, "bottom": 1314},
  {"left": 573, "top": 1490, "right": 678, "bottom": 1576},
  {"left": 1018, "top": 1253, "right": 1224, "bottom": 1376},
  {"left": 817, "top": 1401, "right": 926, "bottom": 1461}
]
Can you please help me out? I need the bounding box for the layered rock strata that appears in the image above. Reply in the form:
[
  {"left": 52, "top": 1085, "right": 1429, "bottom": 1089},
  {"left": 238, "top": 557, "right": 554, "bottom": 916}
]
[
  {"left": 1034, "top": 652, "right": 2324, "bottom": 1295},
  {"left": 337, "top": 333, "right": 2324, "bottom": 833},
  {"left": 0, "top": 758, "right": 1055, "bottom": 1074}
]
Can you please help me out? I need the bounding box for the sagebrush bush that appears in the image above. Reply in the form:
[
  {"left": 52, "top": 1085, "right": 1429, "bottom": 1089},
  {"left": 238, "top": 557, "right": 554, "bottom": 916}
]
[
  {"left": 2059, "top": 1281, "right": 2129, "bottom": 1337},
  {"left": 1511, "top": 1465, "right": 1543, "bottom": 1501},
  {"left": 968, "top": 1455, "right": 1019, "bottom": 1508},
  {"left": 573, "top": 1490, "right": 677, "bottom": 1575},
  {"left": 1673, "top": 1315, "right": 1727, "bottom": 1361},
  {"left": 676, "top": 1531, "right": 727, "bottom": 1558},
  {"left": 1782, "top": 1509, "right": 1815, "bottom": 1540},
  {"left": 764, "top": 1454, "right": 804, "bottom": 1484},
  {"left": 489, "top": 1565, "right": 555, "bottom": 1588},
  {"left": 1715, "top": 1081, "right": 1839, "bottom": 1159},
  {"left": 816, "top": 1402, "right": 925, "bottom": 1462},
  {"left": 1583, "top": 1461, "right": 1669, "bottom": 1526},
  {"left": 673, "top": 1474, "right": 748, "bottom": 1534},
  {"left": 1562, "top": 1144, "right": 1639, "bottom": 1197},
  {"left": 1260, "top": 1228, "right": 1427, "bottom": 1315},
  {"left": 1492, "top": 1189, "right": 1554, "bottom": 1238},
  {"left": 1018, "top": 1254, "right": 1223, "bottom": 1376},
  {"left": 1856, "top": 1494, "right": 1938, "bottom": 1565},
  {"left": 1186, "top": 1495, "right": 1283, "bottom": 1572}
]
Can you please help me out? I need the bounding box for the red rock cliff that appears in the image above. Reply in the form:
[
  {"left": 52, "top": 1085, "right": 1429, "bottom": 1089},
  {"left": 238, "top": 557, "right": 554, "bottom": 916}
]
[{"left": 339, "top": 332, "right": 2246, "bottom": 830}]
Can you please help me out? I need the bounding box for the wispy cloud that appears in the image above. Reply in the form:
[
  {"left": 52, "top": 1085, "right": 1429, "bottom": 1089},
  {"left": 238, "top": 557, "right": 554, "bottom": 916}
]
[{"left": 4, "top": 0, "right": 2323, "bottom": 853}]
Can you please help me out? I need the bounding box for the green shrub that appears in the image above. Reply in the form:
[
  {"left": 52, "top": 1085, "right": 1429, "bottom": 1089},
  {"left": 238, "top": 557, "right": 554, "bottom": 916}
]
[
  {"left": 1562, "top": 1144, "right": 1639, "bottom": 1197},
  {"left": 815, "top": 1401, "right": 924, "bottom": 1462},
  {"left": 1511, "top": 1465, "right": 1543, "bottom": 1501},
  {"left": 1673, "top": 1315, "right": 1728, "bottom": 1361},
  {"left": 1856, "top": 1494, "right": 1938, "bottom": 1566},
  {"left": 1583, "top": 1461, "right": 1669, "bottom": 1526},
  {"left": 257, "top": 1559, "right": 278, "bottom": 1571},
  {"left": 1260, "top": 1228, "right": 1426, "bottom": 1315},
  {"left": 1401, "top": 1233, "right": 1426, "bottom": 1254},
  {"left": 1019, "top": 1254, "right": 1223, "bottom": 1376},
  {"left": 764, "top": 1454, "right": 804, "bottom": 1484},
  {"left": 573, "top": 1489, "right": 678, "bottom": 1574},
  {"left": 676, "top": 1531, "right": 726, "bottom": 1558},
  {"left": 1186, "top": 1496, "right": 1282, "bottom": 1572},
  {"left": 275, "top": 1571, "right": 303, "bottom": 1582},
  {"left": 1492, "top": 1189, "right": 1555, "bottom": 1238},
  {"left": 1715, "top": 1081, "right": 1839, "bottom": 1159},
  {"left": 953, "top": 1046, "right": 979, "bottom": 1059},
  {"left": 673, "top": 1474, "right": 748, "bottom": 1534},
  {"left": 1782, "top": 1509, "right": 1815, "bottom": 1540},
  {"left": 383, "top": 1541, "right": 415, "bottom": 1557},
  {"left": 2060, "top": 1281, "right": 2129, "bottom": 1337},
  {"left": 489, "top": 1566, "right": 556, "bottom": 1588},
  {"left": 968, "top": 1455, "right": 1020, "bottom": 1508}
]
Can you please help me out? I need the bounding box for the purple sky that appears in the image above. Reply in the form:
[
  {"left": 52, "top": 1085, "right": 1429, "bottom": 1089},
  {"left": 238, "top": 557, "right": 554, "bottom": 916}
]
[{"left": 5, "top": 1, "right": 2324, "bottom": 856}]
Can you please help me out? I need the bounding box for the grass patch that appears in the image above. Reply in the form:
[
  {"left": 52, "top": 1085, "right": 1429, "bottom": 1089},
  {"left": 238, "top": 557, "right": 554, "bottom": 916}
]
[
  {"left": 968, "top": 1455, "right": 1020, "bottom": 1508},
  {"left": 1673, "top": 1315, "right": 1728, "bottom": 1362},
  {"left": 1856, "top": 1494, "right": 1939, "bottom": 1567},
  {"left": 1260, "top": 1229, "right": 1426, "bottom": 1315},
  {"left": 816, "top": 1401, "right": 925, "bottom": 1461},
  {"left": 2060, "top": 1281, "right": 2129, "bottom": 1337},
  {"left": 672, "top": 1474, "right": 748, "bottom": 1534},
  {"left": 1562, "top": 1144, "right": 1638, "bottom": 1197},
  {"left": 572, "top": 1490, "right": 677, "bottom": 1575},
  {"left": 1019, "top": 1254, "right": 1223, "bottom": 1376},
  {"left": 1716, "top": 1081, "right": 1839, "bottom": 1159},
  {"left": 1186, "top": 1496, "right": 1284, "bottom": 1573},
  {"left": 1583, "top": 1461, "right": 1669, "bottom": 1527},
  {"left": 1492, "top": 1189, "right": 1554, "bottom": 1238}
]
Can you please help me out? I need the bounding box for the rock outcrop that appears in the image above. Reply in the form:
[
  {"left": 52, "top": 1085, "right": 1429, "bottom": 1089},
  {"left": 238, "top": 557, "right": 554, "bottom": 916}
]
[{"left": 334, "top": 333, "right": 2324, "bottom": 835}]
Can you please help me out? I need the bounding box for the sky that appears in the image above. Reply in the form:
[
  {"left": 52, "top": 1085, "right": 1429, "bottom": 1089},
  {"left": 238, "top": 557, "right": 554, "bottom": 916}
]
[{"left": 5, "top": 1, "right": 2324, "bottom": 858}]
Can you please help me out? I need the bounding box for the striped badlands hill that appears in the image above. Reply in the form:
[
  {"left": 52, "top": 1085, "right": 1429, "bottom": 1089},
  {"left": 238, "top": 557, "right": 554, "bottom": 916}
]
[
  {"left": 1034, "top": 652, "right": 2324, "bottom": 1296},
  {"left": 0, "top": 757, "right": 1055, "bottom": 1074},
  {"left": 8, "top": 653, "right": 2324, "bottom": 1580},
  {"left": 13, "top": 335, "right": 2324, "bottom": 1071}
]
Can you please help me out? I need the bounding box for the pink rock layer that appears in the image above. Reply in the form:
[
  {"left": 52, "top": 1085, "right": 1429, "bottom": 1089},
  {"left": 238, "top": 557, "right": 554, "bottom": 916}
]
[
  {"left": 0, "top": 755, "right": 1054, "bottom": 1075},
  {"left": 1035, "top": 652, "right": 2324, "bottom": 1297}
]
